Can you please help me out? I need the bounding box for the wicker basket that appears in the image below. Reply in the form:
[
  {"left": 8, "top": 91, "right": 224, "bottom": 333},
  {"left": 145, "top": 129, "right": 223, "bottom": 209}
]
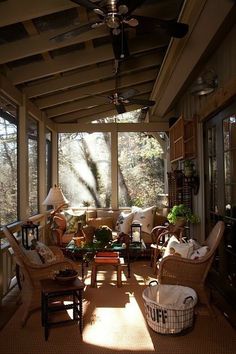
[{"left": 142, "top": 281, "right": 197, "bottom": 334}]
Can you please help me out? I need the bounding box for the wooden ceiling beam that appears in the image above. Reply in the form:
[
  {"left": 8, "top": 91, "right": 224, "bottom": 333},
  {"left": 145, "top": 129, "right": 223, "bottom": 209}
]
[
  {"left": 0, "top": 0, "right": 76, "bottom": 27},
  {"left": 22, "top": 19, "right": 53, "bottom": 62},
  {"left": 8, "top": 35, "right": 167, "bottom": 84},
  {"left": 0, "top": 26, "right": 108, "bottom": 65},
  {"left": 25, "top": 52, "right": 163, "bottom": 98},
  {"left": 45, "top": 82, "right": 154, "bottom": 118},
  {"left": 35, "top": 68, "right": 157, "bottom": 109}
]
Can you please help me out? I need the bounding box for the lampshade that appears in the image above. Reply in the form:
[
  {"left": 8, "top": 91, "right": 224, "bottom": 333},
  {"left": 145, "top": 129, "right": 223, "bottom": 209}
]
[{"left": 42, "top": 185, "right": 69, "bottom": 208}]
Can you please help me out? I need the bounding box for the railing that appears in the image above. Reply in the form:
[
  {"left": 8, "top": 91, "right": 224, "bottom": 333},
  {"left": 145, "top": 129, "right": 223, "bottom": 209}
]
[{"left": 0, "top": 213, "right": 48, "bottom": 304}]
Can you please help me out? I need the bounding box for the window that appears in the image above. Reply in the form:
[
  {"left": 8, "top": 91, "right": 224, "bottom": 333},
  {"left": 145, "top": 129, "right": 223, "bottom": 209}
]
[
  {"left": 58, "top": 132, "right": 111, "bottom": 207},
  {"left": 27, "top": 116, "right": 38, "bottom": 215},
  {"left": 118, "top": 132, "right": 164, "bottom": 207},
  {"left": 45, "top": 129, "right": 52, "bottom": 196},
  {"left": 58, "top": 129, "right": 165, "bottom": 208},
  {"left": 0, "top": 96, "right": 18, "bottom": 226}
]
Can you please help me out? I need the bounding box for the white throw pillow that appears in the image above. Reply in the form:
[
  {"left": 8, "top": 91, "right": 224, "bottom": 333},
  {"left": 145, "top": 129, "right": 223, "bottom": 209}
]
[
  {"left": 188, "top": 238, "right": 202, "bottom": 250},
  {"left": 190, "top": 246, "right": 209, "bottom": 259},
  {"left": 131, "top": 206, "right": 156, "bottom": 234},
  {"left": 163, "top": 235, "right": 179, "bottom": 258},
  {"left": 116, "top": 212, "right": 134, "bottom": 234}
]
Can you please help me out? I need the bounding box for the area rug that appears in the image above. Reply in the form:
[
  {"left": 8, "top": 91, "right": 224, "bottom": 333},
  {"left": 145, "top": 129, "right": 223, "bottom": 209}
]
[{"left": 0, "top": 261, "right": 236, "bottom": 354}]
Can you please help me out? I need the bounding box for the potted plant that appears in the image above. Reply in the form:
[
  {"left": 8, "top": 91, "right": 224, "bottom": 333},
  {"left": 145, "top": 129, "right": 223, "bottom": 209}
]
[{"left": 167, "top": 204, "right": 200, "bottom": 225}]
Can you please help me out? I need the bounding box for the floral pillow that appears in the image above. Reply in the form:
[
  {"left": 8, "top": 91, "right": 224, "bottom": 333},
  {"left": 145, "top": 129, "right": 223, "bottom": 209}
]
[
  {"left": 131, "top": 206, "right": 156, "bottom": 234},
  {"left": 163, "top": 236, "right": 193, "bottom": 259},
  {"left": 116, "top": 212, "right": 134, "bottom": 234},
  {"left": 168, "top": 240, "right": 193, "bottom": 258},
  {"left": 64, "top": 211, "right": 86, "bottom": 234},
  {"left": 33, "top": 241, "right": 56, "bottom": 263},
  {"left": 22, "top": 248, "right": 42, "bottom": 265}
]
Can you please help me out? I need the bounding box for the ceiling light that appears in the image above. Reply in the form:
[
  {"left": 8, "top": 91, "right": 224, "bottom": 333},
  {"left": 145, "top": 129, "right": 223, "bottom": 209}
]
[{"left": 191, "top": 70, "right": 218, "bottom": 96}]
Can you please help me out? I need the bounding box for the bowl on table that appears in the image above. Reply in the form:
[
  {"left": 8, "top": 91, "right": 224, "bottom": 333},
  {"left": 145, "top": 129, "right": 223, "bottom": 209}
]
[{"left": 55, "top": 269, "right": 78, "bottom": 283}]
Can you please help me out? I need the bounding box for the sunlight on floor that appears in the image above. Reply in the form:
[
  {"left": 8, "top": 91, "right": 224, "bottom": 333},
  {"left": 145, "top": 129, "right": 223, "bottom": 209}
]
[{"left": 82, "top": 286, "right": 155, "bottom": 351}]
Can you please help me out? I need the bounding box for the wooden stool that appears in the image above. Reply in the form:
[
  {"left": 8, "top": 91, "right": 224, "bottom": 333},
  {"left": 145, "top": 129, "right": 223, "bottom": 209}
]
[
  {"left": 91, "top": 252, "right": 124, "bottom": 288},
  {"left": 41, "top": 278, "right": 84, "bottom": 341}
]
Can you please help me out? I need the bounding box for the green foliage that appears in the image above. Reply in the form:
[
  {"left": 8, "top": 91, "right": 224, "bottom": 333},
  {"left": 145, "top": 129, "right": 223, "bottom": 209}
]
[
  {"left": 94, "top": 225, "right": 112, "bottom": 246},
  {"left": 167, "top": 204, "right": 200, "bottom": 224}
]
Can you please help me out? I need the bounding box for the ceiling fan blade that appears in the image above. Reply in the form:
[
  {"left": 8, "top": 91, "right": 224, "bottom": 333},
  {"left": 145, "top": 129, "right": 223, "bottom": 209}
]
[
  {"left": 115, "top": 103, "right": 126, "bottom": 114},
  {"left": 127, "top": 98, "right": 155, "bottom": 107},
  {"left": 120, "top": 88, "right": 139, "bottom": 100},
  {"left": 70, "top": 0, "right": 105, "bottom": 14},
  {"left": 134, "top": 16, "right": 189, "bottom": 38},
  {"left": 50, "top": 21, "right": 103, "bottom": 42}
]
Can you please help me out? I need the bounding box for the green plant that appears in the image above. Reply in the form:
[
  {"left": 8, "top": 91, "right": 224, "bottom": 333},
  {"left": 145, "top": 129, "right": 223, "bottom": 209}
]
[
  {"left": 94, "top": 225, "right": 112, "bottom": 246},
  {"left": 167, "top": 204, "right": 200, "bottom": 224}
]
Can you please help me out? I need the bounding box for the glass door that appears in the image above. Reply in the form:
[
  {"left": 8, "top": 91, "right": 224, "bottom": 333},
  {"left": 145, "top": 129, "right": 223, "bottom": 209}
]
[{"left": 204, "top": 102, "right": 236, "bottom": 303}]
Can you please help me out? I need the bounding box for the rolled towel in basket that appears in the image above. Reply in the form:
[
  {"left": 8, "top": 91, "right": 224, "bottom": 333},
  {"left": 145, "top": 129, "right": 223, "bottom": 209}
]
[{"left": 156, "top": 284, "right": 196, "bottom": 308}]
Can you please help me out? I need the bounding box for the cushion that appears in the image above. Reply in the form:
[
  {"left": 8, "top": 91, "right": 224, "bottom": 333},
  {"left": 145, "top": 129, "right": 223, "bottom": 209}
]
[
  {"left": 190, "top": 246, "right": 209, "bottom": 259},
  {"left": 188, "top": 238, "right": 202, "bottom": 250},
  {"left": 87, "top": 217, "right": 113, "bottom": 230},
  {"left": 64, "top": 210, "right": 86, "bottom": 233},
  {"left": 33, "top": 241, "right": 57, "bottom": 263},
  {"left": 116, "top": 212, "right": 134, "bottom": 234},
  {"left": 163, "top": 235, "right": 179, "bottom": 258},
  {"left": 132, "top": 206, "right": 156, "bottom": 234},
  {"left": 22, "top": 248, "right": 42, "bottom": 264},
  {"left": 168, "top": 240, "right": 194, "bottom": 258}
]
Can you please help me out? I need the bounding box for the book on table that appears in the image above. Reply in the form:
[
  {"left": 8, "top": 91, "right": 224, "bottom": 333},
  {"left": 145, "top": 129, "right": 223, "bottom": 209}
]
[{"left": 94, "top": 251, "right": 120, "bottom": 264}]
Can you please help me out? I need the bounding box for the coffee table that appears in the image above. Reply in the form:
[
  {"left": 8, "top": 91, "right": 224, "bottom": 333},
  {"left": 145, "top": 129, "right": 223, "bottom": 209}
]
[{"left": 64, "top": 241, "right": 147, "bottom": 278}]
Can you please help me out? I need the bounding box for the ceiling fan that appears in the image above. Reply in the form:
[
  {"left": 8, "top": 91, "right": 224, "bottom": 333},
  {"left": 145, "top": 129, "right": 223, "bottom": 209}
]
[
  {"left": 51, "top": 0, "right": 189, "bottom": 59},
  {"left": 101, "top": 71, "right": 155, "bottom": 114}
]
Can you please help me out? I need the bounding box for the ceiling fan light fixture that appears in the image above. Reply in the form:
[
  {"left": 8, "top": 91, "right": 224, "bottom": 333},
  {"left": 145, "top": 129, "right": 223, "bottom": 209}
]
[{"left": 106, "top": 13, "right": 120, "bottom": 28}]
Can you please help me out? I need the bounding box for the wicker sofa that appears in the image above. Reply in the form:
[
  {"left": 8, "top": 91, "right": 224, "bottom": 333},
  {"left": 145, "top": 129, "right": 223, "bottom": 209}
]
[{"left": 52, "top": 207, "right": 168, "bottom": 247}]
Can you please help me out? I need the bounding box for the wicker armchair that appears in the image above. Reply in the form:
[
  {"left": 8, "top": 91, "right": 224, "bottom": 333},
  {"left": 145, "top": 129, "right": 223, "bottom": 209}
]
[
  {"left": 157, "top": 221, "right": 225, "bottom": 314},
  {"left": 3, "top": 226, "right": 77, "bottom": 327},
  {"left": 150, "top": 222, "right": 185, "bottom": 273}
]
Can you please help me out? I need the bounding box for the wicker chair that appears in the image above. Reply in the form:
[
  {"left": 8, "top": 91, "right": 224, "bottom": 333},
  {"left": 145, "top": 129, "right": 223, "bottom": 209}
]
[
  {"left": 157, "top": 221, "right": 225, "bottom": 314},
  {"left": 150, "top": 222, "right": 185, "bottom": 274},
  {"left": 2, "top": 226, "right": 77, "bottom": 327}
]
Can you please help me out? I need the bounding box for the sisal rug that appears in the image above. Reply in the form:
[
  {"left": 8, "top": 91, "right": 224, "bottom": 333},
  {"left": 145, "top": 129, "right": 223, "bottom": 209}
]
[{"left": 0, "top": 261, "right": 236, "bottom": 354}]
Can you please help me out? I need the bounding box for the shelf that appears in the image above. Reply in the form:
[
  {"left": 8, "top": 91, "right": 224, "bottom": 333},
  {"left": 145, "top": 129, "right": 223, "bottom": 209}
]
[{"left": 169, "top": 116, "right": 197, "bottom": 162}]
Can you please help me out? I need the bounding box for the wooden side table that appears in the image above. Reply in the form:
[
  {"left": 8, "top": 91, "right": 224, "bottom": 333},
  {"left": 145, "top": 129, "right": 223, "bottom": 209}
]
[{"left": 40, "top": 278, "right": 84, "bottom": 340}]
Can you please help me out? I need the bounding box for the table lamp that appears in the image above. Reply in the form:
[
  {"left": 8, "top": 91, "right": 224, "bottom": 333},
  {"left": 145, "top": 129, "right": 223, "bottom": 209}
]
[{"left": 43, "top": 184, "right": 69, "bottom": 215}]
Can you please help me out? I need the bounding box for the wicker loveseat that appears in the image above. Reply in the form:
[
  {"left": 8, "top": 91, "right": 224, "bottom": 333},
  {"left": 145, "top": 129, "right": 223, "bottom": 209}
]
[{"left": 52, "top": 207, "right": 168, "bottom": 247}]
